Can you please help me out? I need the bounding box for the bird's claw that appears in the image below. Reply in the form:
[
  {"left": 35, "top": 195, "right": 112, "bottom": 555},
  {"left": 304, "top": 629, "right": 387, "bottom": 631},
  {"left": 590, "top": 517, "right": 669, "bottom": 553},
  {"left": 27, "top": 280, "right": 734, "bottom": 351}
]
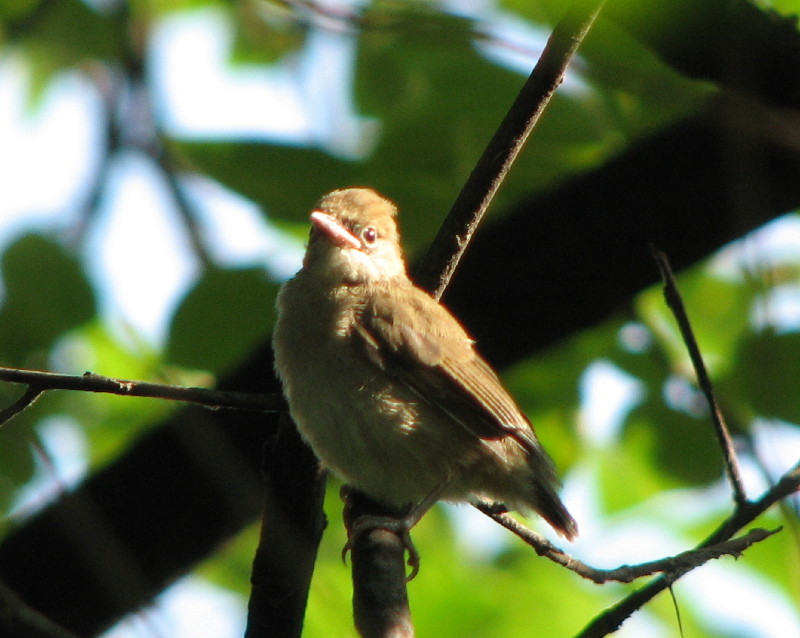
[{"left": 342, "top": 514, "right": 421, "bottom": 581}]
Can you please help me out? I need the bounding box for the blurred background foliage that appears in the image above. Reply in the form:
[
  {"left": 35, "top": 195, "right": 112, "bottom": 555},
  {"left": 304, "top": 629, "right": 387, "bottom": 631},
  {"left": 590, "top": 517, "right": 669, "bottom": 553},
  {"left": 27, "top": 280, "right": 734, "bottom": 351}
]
[{"left": 0, "top": 0, "right": 799, "bottom": 636}]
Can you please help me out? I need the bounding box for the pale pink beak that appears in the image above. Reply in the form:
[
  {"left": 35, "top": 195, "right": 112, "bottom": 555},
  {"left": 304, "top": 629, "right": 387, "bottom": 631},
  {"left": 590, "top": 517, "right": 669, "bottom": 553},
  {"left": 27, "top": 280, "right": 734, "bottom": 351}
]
[{"left": 310, "top": 211, "right": 362, "bottom": 250}]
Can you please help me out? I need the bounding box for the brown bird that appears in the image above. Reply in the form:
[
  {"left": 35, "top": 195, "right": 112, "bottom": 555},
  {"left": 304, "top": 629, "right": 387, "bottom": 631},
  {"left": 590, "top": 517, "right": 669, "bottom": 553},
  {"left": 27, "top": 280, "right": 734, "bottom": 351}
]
[{"left": 273, "top": 187, "right": 577, "bottom": 565}]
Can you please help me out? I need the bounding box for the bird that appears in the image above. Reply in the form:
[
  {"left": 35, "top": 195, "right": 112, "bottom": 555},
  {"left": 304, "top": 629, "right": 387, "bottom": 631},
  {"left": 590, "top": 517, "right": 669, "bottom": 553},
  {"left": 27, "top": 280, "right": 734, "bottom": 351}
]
[{"left": 272, "top": 187, "right": 577, "bottom": 568}]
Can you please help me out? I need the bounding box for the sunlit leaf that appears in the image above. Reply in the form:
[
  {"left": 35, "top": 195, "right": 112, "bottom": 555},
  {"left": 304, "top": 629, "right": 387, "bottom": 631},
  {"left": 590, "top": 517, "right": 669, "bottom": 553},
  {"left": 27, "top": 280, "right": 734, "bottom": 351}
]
[
  {"left": 0, "top": 234, "right": 95, "bottom": 366},
  {"left": 165, "top": 266, "right": 278, "bottom": 374}
]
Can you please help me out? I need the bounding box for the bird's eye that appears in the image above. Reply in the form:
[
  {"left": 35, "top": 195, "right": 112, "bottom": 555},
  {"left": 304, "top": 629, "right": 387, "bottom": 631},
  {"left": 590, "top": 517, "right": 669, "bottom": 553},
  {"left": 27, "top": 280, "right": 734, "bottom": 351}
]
[{"left": 361, "top": 227, "right": 378, "bottom": 245}]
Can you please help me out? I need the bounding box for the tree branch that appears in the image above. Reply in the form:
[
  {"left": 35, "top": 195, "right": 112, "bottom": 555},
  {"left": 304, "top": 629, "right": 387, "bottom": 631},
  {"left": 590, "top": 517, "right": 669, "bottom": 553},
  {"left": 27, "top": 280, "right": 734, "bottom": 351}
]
[
  {"left": 244, "top": 415, "right": 327, "bottom": 638},
  {"left": 344, "top": 491, "right": 415, "bottom": 638},
  {"left": 475, "top": 460, "right": 797, "bottom": 638},
  {"left": 577, "top": 461, "right": 799, "bottom": 638},
  {"left": 414, "top": 0, "right": 607, "bottom": 298},
  {"left": 572, "top": 259, "right": 800, "bottom": 638},
  {"left": 0, "top": 386, "right": 44, "bottom": 427},
  {"left": 472, "top": 247, "right": 798, "bottom": 635},
  {"left": 651, "top": 247, "right": 748, "bottom": 504},
  {"left": 477, "top": 456, "right": 797, "bottom": 586},
  {"left": 0, "top": 367, "right": 282, "bottom": 426}
]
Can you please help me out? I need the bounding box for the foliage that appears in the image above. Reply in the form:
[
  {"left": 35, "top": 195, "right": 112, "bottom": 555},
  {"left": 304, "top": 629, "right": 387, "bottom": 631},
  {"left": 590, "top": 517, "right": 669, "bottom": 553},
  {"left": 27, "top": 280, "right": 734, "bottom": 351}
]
[{"left": 1, "top": 0, "right": 799, "bottom": 637}]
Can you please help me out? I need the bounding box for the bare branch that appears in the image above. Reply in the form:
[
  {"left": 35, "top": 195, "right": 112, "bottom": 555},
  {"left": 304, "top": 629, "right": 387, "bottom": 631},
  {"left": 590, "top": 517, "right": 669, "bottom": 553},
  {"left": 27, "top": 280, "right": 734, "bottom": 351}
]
[
  {"left": 478, "top": 471, "right": 795, "bottom": 638},
  {"left": 415, "top": 0, "right": 607, "bottom": 298},
  {"left": 343, "top": 489, "right": 415, "bottom": 638},
  {"left": 351, "top": 529, "right": 415, "bottom": 638},
  {"left": 651, "top": 247, "right": 748, "bottom": 504},
  {"left": 0, "top": 386, "right": 44, "bottom": 427},
  {"left": 475, "top": 502, "right": 779, "bottom": 584},
  {"left": 245, "top": 415, "right": 327, "bottom": 638},
  {"left": 473, "top": 252, "right": 799, "bottom": 634},
  {"left": 576, "top": 461, "right": 799, "bottom": 637},
  {"left": 0, "top": 367, "right": 282, "bottom": 423}
]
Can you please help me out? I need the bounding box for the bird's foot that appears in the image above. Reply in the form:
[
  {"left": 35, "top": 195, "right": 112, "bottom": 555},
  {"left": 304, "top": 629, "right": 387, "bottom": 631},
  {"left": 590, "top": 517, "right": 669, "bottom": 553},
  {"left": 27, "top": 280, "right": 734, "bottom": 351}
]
[{"left": 342, "top": 514, "right": 421, "bottom": 581}]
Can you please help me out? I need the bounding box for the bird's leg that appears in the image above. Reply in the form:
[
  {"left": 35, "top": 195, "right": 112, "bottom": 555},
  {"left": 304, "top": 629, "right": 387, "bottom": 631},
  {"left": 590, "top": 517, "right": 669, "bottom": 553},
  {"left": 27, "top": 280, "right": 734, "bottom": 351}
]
[{"left": 341, "top": 480, "right": 450, "bottom": 581}]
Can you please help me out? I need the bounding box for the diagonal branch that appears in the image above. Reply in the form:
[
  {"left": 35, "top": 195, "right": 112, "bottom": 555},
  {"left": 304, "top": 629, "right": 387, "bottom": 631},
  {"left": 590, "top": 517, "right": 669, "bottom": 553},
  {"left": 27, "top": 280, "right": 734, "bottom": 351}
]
[
  {"left": 471, "top": 249, "right": 798, "bottom": 636},
  {"left": 651, "top": 247, "right": 748, "bottom": 504},
  {"left": 0, "top": 386, "right": 44, "bottom": 427},
  {"left": 414, "top": 0, "right": 607, "bottom": 298}
]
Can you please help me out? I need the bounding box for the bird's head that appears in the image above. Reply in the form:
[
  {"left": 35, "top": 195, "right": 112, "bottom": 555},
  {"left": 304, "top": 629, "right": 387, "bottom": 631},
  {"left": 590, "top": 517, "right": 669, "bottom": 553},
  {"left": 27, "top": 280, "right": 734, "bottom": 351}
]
[{"left": 303, "top": 188, "right": 407, "bottom": 285}]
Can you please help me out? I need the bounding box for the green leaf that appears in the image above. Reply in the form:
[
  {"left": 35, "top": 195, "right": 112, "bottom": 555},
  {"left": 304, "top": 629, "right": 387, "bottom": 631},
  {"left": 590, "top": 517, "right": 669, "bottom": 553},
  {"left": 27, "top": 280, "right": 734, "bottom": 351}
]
[
  {"left": 0, "top": 406, "right": 38, "bottom": 518},
  {"left": 9, "top": 0, "right": 122, "bottom": 105},
  {"left": 625, "top": 385, "right": 724, "bottom": 485},
  {"left": 0, "top": 0, "right": 42, "bottom": 23},
  {"left": 165, "top": 266, "right": 278, "bottom": 374},
  {"left": 728, "top": 331, "right": 800, "bottom": 423},
  {"left": 0, "top": 234, "right": 95, "bottom": 365},
  {"left": 173, "top": 141, "right": 357, "bottom": 224},
  {"left": 595, "top": 421, "right": 679, "bottom": 512},
  {"left": 229, "top": 1, "right": 306, "bottom": 65}
]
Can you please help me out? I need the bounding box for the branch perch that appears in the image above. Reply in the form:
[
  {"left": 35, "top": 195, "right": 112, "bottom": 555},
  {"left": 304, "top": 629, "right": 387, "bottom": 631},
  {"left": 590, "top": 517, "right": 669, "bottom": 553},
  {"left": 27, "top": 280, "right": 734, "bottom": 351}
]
[
  {"left": 478, "top": 461, "right": 796, "bottom": 585},
  {"left": 415, "top": 0, "right": 608, "bottom": 298},
  {"left": 651, "top": 246, "right": 748, "bottom": 504},
  {"left": 0, "top": 367, "right": 282, "bottom": 428}
]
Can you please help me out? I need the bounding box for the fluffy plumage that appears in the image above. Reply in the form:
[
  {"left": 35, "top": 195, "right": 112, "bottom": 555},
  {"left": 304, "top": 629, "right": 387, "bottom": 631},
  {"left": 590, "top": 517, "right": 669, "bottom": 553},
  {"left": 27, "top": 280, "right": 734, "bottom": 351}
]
[{"left": 273, "top": 187, "right": 577, "bottom": 540}]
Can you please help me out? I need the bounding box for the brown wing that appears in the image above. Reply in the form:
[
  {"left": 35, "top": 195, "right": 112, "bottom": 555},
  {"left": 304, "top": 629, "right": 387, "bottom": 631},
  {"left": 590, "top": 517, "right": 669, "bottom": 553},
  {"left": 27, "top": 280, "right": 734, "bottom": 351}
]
[
  {"left": 352, "top": 283, "right": 578, "bottom": 539},
  {"left": 352, "top": 283, "right": 543, "bottom": 456}
]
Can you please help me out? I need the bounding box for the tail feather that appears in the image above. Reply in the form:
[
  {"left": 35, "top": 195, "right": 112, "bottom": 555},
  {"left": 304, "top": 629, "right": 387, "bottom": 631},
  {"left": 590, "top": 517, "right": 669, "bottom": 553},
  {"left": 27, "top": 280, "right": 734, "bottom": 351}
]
[
  {"left": 535, "top": 486, "right": 578, "bottom": 540},
  {"left": 524, "top": 446, "right": 578, "bottom": 540}
]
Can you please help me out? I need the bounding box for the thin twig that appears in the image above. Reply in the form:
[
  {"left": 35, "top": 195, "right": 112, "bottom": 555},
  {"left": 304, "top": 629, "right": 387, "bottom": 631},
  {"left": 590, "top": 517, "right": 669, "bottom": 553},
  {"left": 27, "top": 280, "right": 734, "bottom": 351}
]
[
  {"left": 0, "top": 386, "right": 44, "bottom": 427},
  {"left": 476, "top": 414, "right": 796, "bottom": 634},
  {"left": 576, "top": 460, "right": 799, "bottom": 638},
  {"left": 415, "top": 0, "right": 607, "bottom": 298},
  {"left": 153, "top": 145, "right": 215, "bottom": 268},
  {"left": 651, "top": 247, "right": 748, "bottom": 505},
  {"left": 0, "top": 367, "right": 282, "bottom": 424},
  {"left": 475, "top": 503, "right": 780, "bottom": 584}
]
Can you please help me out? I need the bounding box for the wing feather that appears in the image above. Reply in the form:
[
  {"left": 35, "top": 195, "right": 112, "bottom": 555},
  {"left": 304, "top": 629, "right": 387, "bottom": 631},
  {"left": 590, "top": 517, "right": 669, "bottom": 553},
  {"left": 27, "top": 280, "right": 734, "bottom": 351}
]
[{"left": 352, "top": 283, "right": 543, "bottom": 455}]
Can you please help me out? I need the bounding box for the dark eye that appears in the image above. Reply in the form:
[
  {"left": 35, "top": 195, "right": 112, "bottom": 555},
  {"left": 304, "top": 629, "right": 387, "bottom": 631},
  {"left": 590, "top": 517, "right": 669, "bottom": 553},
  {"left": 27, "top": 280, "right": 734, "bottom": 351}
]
[{"left": 361, "top": 227, "right": 378, "bottom": 245}]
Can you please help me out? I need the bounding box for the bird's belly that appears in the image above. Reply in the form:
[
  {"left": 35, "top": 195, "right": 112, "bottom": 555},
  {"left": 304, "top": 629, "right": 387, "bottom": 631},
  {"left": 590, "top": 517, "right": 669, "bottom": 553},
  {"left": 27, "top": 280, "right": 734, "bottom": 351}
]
[{"left": 279, "top": 341, "right": 459, "bottom": 507}]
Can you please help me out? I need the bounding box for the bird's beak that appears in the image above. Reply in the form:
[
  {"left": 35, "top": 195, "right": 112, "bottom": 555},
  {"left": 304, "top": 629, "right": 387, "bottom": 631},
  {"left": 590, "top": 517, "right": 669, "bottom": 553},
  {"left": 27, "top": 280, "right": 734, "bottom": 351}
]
[{"left": 310, "top": 211, "right": 362, "bottom": 250}]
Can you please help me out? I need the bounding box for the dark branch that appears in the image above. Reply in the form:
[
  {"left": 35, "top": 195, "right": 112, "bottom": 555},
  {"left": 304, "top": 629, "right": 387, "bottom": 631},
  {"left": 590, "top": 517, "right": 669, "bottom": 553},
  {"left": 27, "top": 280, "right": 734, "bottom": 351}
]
[
  {"left": 244, "top": 415, "right": 327, "bottom": 638},
  {"left": 0, "top": 367, "right": 283, "bottom": 422},
  {"left": 0, "top": 386, "right": 43, "bottom": 427},
  {"left": 479, "top": 501, "right": 777, "bottom": 584},
  {"left": 414, "top": 0, "right": 607, "bottom": 298},
  {"left": 651, "top": 247, "right": 748, "bottom": 504}
]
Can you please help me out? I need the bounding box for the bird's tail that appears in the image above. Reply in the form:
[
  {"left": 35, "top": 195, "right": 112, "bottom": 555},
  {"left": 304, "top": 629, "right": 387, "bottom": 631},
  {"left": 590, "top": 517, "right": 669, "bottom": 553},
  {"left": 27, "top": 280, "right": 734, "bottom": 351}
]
[
  {"left": 526, "top": 448, "right": 578, "bottom": 540},
  {"left": 533, "top": 483, "right": 578, "bottom": 541}
]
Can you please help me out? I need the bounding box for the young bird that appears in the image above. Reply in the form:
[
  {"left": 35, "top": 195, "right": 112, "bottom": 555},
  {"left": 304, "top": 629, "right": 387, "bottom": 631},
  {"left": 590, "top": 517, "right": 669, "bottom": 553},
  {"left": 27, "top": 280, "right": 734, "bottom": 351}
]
[{"left": 273, "top": 187, "right": 577, "bottom": 551}]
